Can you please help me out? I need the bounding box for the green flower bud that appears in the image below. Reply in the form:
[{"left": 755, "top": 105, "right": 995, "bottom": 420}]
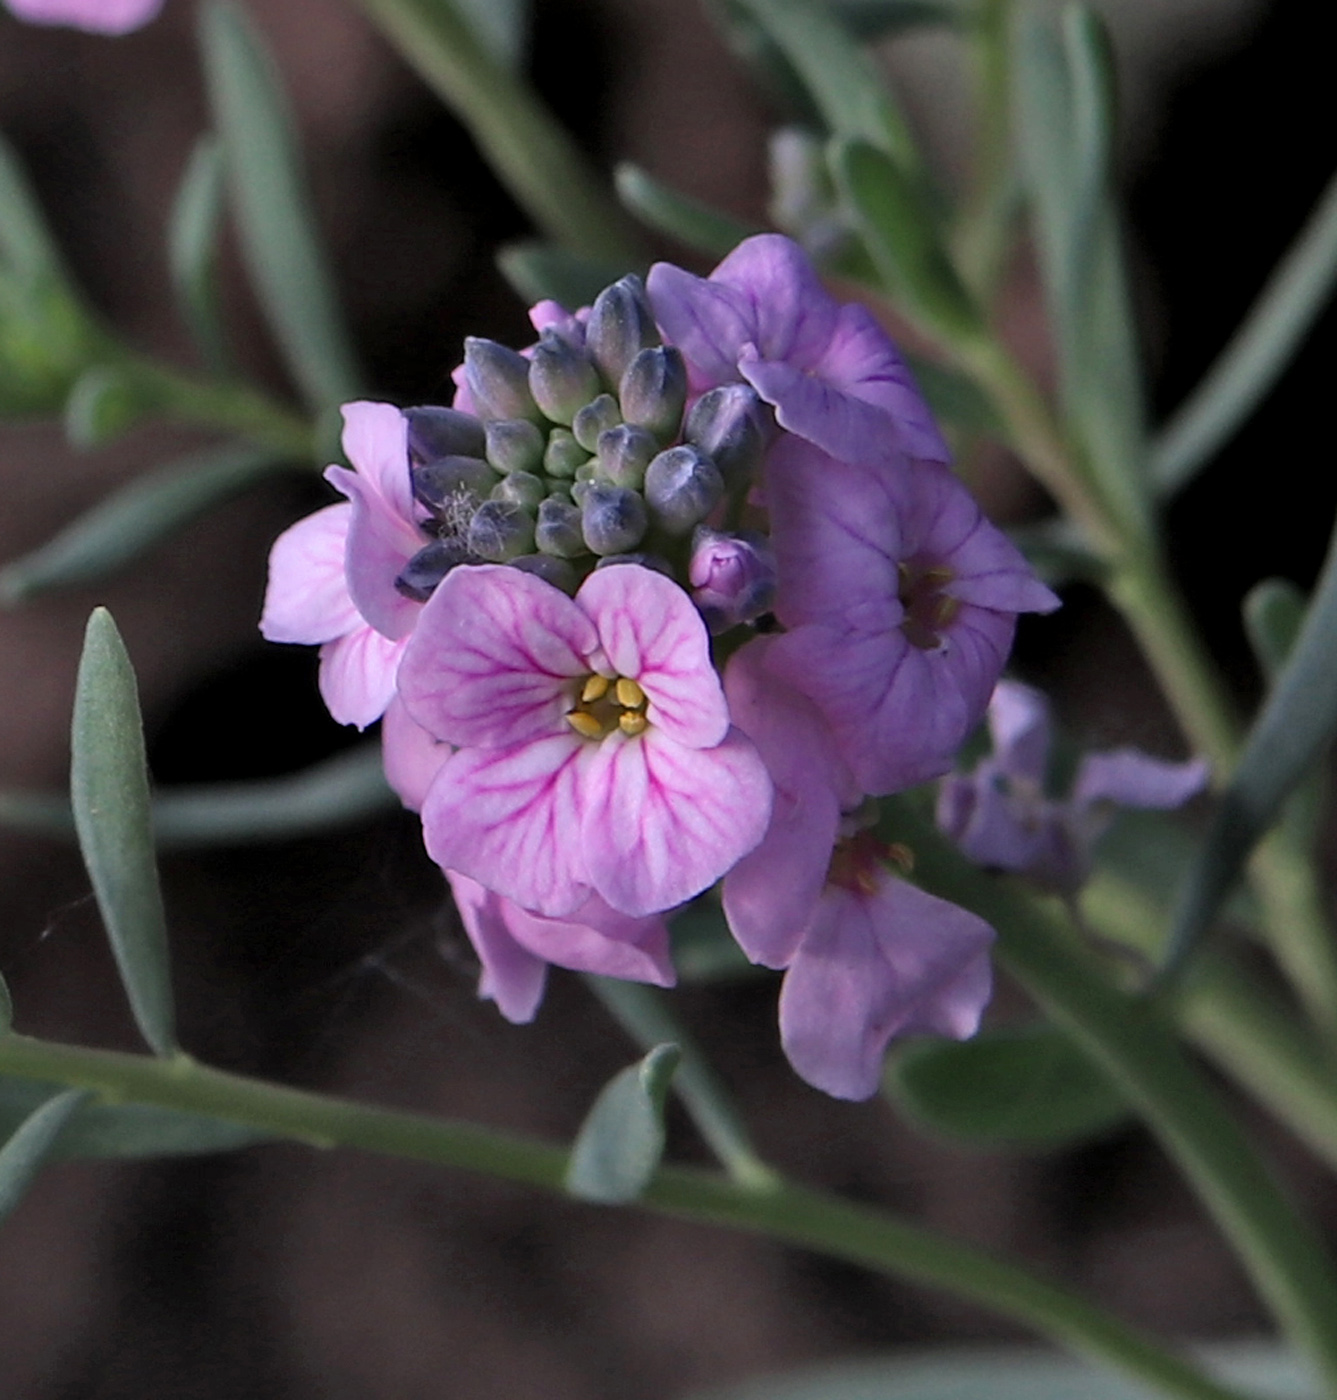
[
  {"left": 596, "top": 424, "right": 658, "bottom": 490},
  {"left": 544, "top": 428, "right": 588, "bottom": 479},
  {"left": 644, "top": 445, "right": 724, "bottom": 535},
  {"left": 586, "top": 274, "right": 659, "bottom": 387},
  {"left": 683, "top": 384, "right": 771, "bottom": 487},
  {"left": 412, "top": 455, "right": 501, "bottom": 517},
  {"left": 485, "top": 418, "right": 546, "bottom": 474},
  {"left": 619, "top": 345, "right": 687, "bottom": 442},
  {"left": 463, "top": 337, "right": 541, "bottom": 422},
  {"left": 469, "top": 499, "right": 536, "bottom": 561},
  {"left": 528, "top": 329, "right": 601, "bottom": 424},
  {"left": 581, "top": 483, "right": 648, "bottom": 556},
  {"left": 510, "top": 554, "right": 579, "bottom": 594},
  {"left": 572, "top": 393, "right": 622, "bottom": 453},
  {"left": 491, "top": 470, "right": 546, "bottom": 509},
  {"left": 405, "top": 405, "right": 486, "bottom": 464},
  {"left": 535, "top": 497, "right": 586, "bottom": 558},
  {"left": 394, "top": 538, "right": 473, "bottom": 602}
]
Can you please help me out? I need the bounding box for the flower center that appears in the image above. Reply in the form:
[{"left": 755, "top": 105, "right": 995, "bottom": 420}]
[
  {"left": 898, "top": 561, "right": 960, "bottom": 650},
  {"left": 826, "top": 829, "right": 913, "bottom": 895},
  {"left": 565, "top": 673, "right": 650, "bottom": 740}
]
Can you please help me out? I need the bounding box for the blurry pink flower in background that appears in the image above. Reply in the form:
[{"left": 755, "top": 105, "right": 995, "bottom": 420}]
[{"left": 3, "top": 0, "right": 162, "bottom": 33}]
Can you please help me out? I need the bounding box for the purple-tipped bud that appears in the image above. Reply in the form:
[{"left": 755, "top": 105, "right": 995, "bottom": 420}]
[
  {"left": 535, "top": 497, "right": 586, "bottom": 558},
  {"left": 581, "top": 483, "right": 648, "bottom": 556},
  {"left": 485, "top": 418, "right": 546, "bottom": 475},
  {"left": 596, "top": 423, "right": 658, "bottom": 489},
  {"left": 619, "top": 346, "right": 687, "bottom": 442},
  {"left": 586, "top": 274, "right": 658, "bottom": 387},
  {"left": 644, "top": 445, "right": 724, "bottom": 535},
  {"left": 528, "top": 329, "right": 601, "bottom": 425},
  {"left": 394, "top": 538, "right": 473, "bottom": 602},
  {"left": 412, "top": 456, "right": 501, "bottom": 516},
  {"left": 492, "top": 471, "right": 546, "bottom": 509},
  {"left": 683, "top": 383, "right": 771, "bottom": 487},
  {"left": 463, "top": 337, "right": 542, "bottom": 423},
  {"left": 688, "top": 527, "right": 777, "bottom": 631},
  {"left": 572, "top": 393, "right": 622, "bottom": 453},
  {"left": 405, "top": 405, "right": 486, "bottom": 464},
  {"left": 509, "top": 554, "right": 579, "bottom": 594},
  {"left": 544, "top": 428, "right": 588, "bottom": 479},
  {"left": 468, "top": 499, "right": 536, "bottom": 561}
]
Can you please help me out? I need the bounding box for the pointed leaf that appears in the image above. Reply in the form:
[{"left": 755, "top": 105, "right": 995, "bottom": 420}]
[
  {"left": 0, "top": 975, "right": 11, "bottom": 1035},
  {"left": 0, "top": 127, "right": 66, "bottom": 284},
  {"left": 0, "top": 444, "right": 287, "bottom": 605},
  {"left": 70, "top": 609, "right": 176, "bottom": 1055},
  {"left": 0, "top": 1089, "right": 87, "bottom": 1225},
  {"left": 565, "top": 1042, "right": 680, "bottom": 1204},
  {"left": 495, "top": 240, "right": 633, "bottom": 311},
  {"left": 64, "top": 365, "right": 152, "bottom": 448},
  {"left": 169, "top": 135, "right": 230, "bottom": 374},
  {"left": 200, "top": 1, "right": 362, "bottom": 411},
  {"left": 886, "top": 1024, "right": 1129, "bottom": 1146},
  {"left": 1243, "top": 578, "right": 1307, "bottom": 685},
  {"left": 452, "top": 0, "right": 529, "bottom": 70},
  {"left": 615, "top": 164, "right": 760, "bottom": 259}
]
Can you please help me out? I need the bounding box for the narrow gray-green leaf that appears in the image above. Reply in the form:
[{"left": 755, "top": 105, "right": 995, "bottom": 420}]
[
  {"left": 0, "top": 975, "right": 11, "bottom": 1035},
  {"left": 670, "top": 896, "right": 758, "bottom": 982},
  {"left": 830, "top": 0, "right": 965, "bottom": 39},
  {"left": 201, "top": 1, "right": 362, "bottom": 411},
  {"left": 905, "top": 353, "right": 1001, "bottom": 436},
  {"left": 70, "top": 609, "right": 176, "bottom": 1055},
  {"left": 1153, "top": 166, "right": 1337, "bottom": 497},
  {"left": 1, "top": 444, "right": 287, "bottom": 605},
  {"left": 0, "top": 127, "right": 66, "bottom": 283},
  {"left": 1244, "top": 579, "right": 1307, "bottom": 685},
  {"left": 453, "top": 0, "right": 528, "bottom": 70},
  {"left": 887, "top": 1024, "right": 1129, "bottom": 1147},
  {"left": 1007, "top": 516, "right": 1106, "bottom": 588},
  {"left": 565, "top": 1043, "right": 680, "bottom": 1204},
  {"left": 495, "top": 241, "right": 634, "bottom": 312},
  {"left": 0, "top": 1089, "right": 86, "bottom": 1225},
  {"left": 64, "top": 365, "right": 151, "bottom": 448},
  {"left": 169, "top": 135, "right": 230, "bottom": 374},
  {"left": 614, "top": 165, "right": 760, "bottom": 260}
]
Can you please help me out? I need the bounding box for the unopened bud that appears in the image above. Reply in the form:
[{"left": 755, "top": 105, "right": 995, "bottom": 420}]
[
  {"left": 394, "top": 538, "right": 473, "bottom": 602},
  {"left": 644, "top": 445, "right": 724, "bottom": 535},
  {"left": 683, "top": 384, "right": 770, "bottom": 487},
  {"left": 528, "top": 329, "right": 601, "bottom": 425},
  {"left": 572, "top": 393, "right": 622, "bottom": 452},
  {"left": 535, "top": 497, "right": 586, "bottom": 558},
  {"left": 405, "top": 405, "right": 486, "bottom": 464},
  {"left": 594, "top": 553, "right": 674, "bottom": 578},
  {"left": 619, "top": 346, "right": 687, "bottom": 442},
  {"left": 469, "top": 499, "right": 536, "bottom": 561},
  {"left": 581, "top": 483, "right": 648, "bottom": 556},
  {"left": 688, "top": 527, "right": 777, "bottom": 631},
  {"left": 596, "top": 424, "right": 657, "bottom": 489},
  {"left": 586, "top": 274, "right": 658, "bottom": 387},
  {"left": 485, "top": 418, "right": 545, "bottom": 475},
  {"left": 510, "top": 554, "right": 579, "bottom": 594},
  {"left": 463, "top": 337, "right": 541, "bottom": 422},
  {"left": 412, "top": 456, "right": 500, "bottom": 516},
  {"left": 544, "top": 428, "right": 588, "bottom": 479},
  {"left": 492, "top": 471, "right": 546, "bottom": 509}
]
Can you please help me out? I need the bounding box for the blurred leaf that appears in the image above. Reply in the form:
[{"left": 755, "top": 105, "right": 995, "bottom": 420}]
[
  {"left": 70, "top": 609, "right": 176, "bottom": 1056},
  {"left": 670, "top": 896, "right": 759, "bottom": 982},
  {"left": 888, "top": 1025, "right": 1129, "bottom": 1146},
  {"left": 0, "top": 1090, "right": 86, "bottom": 1226},
  {"left": 1152, "top": 166, "right": 1337, "bottom": 498},
  {"left": 830, "top": 0, "right": 965, "bottom": 38},
  {"left": 0, "top": 975, "right": 11, "bottom": 1035},
  {"left": 495, "top": 240, "right": 635, "bottom": 311},
  {"left": 1, "top": 742, "right": 395, "bottom": 848},
  {"left": 0, "top": 444, "right": 287, "bottom": 605},
  {"left": 566, "top": 1043, "right": 680, "bottom": 1204},
  {"left": 200, "top": 1, "right": 362, "bottom": 411},
  {"left": 831, "top": 137, "right": 981, "bottom": 342},
  {"left": 452, "top": 0, "right": 528, "bottom": 70},
  {"left": 905, "top": 354, "right": 1000, "bottom": 436},
  {"left": 615, "top": 164, "right": 760, "bottom": 260},
  {"left": 169, "top": 135, "right": 230, "bottom": 375},
  {"left": 0, "top": 126, "right": 66, "bottom": 284},
  {"left": 1243, "top": 578, "right": 1307, "bottom": 686},
  {"left": 64, "top": 365, "right": 152, "bottom": 448},
  {"left": 0, "top": 1079, "right": 266, "bottom": 1159},
  {"left": 1006, "top": 516, "right": 1105, "bottom": 588}
]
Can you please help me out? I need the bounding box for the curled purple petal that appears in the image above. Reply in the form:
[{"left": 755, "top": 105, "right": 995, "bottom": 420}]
[{"left": 1074, "top": 750, "right": 1211, "bottom": 811}]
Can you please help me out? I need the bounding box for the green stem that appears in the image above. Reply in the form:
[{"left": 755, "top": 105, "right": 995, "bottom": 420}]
[
  {"left": 350, "top": 0, "right": 638, "bottom": 263},
  {"left": 0, "top": 1032, "right": 1254, "bottom": 1400}
]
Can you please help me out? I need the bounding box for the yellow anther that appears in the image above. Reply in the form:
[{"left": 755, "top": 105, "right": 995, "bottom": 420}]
[
  {"left": 582, "top": 674, "right": 611, "bottom": 703},
  {"left": 619, "top": 711, "right": 649, "bottom": 737},
  {"left": 887, "top": 842, "right": 915, "bottom": 875},
  {"left": 932, "top": 596, "right": 961, "bottom": 629},
  {"left": 923, "top": 566, "right": 956, "bottom": 587},
  {"left": 615, "top": 677, "right": 646, "bottom": 709},
  {"left": 566, "top": 710, "right": 605, "bottom": 740}
]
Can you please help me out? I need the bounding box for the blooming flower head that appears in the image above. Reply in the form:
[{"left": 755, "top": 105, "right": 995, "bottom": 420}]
[
  {"left": 938, "top": 679, "right": 1211, "bottom": 894},
  {"left": 4, "top": 0, "right": 161, "bottom": 31}
]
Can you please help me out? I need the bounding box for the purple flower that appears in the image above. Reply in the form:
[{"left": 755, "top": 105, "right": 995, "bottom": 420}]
[
  {"left": 4, "top": 0, "right": 161, "bottom": 31},
  {"left": 722, "top": 639, "right": 994, "bottom": 1100},
  {"left": 938, "top": 679, "right": 1211, "bottom": 894},
  {"left": 647, "top": 233, "right": 948, "bottom": 469},
  {"left": 688, "top": 528, "right": 777, "bottom": 632},
  {"left": 397, "top": 563, "right": 773, "bottom": 919},
  {"left": 763, "top": 437, "right": 1060, "bottom": 795},
  {"left": 447, "top": 873, "right": 674, "bottom": 1024}
]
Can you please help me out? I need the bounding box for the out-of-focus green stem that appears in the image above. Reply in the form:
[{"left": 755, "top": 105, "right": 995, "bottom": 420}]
[
  {"left": 0, "top": 1032, "right": 1260, "bottom": 1400},
  {"left": 351, "top": 0, "right": 638, "bottom": 264}
]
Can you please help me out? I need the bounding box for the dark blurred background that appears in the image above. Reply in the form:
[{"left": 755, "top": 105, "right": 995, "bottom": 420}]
[{"left": 2, "top": 1, "right": 1336, "bottom": 1395}]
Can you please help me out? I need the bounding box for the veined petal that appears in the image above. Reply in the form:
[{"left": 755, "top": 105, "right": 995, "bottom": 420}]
[
  {"left": 325, "top": 463, "right": 424, "bottom": 641},
  {"left": 581, "top": 728, "right": 772, "bottom": 918},
  {"left": 447, "top": 873, "right": 548, "bottom": 1024},
  {"left": 578, "top": 564, "right": 728, "bottom": 749},
  {"left": 318, "top": 627, "right": 405, "bottom": 729},
  {"left": 400, "top": 565, "right": 597, "bottom": 750},
  {"left": 502, "top": 893, "right": 675, "bottom": 987},
  {"left": 380, "top": 695, "right": 451, "bottom": 812},
  {"left": 260, "top": 503, "right": 357, "bottom": 645},
  {"left": 646, "top": 262, "right": 755, "bottom": 390},
  {"left": 421, "top": 736, "right": 591, "bottom": 918},
  {"left": 340, "top": 400, "right": 415, "bottom": 523},
  {"left": 707, "top": 234, "right": 838, "bottom": 368}
]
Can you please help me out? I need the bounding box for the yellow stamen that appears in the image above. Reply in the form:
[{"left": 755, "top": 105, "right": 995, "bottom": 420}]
[
  {"left": 615, "top": 677, "right": 646, "bottom": 709},
  {"left": 932, "top": 596, "right": 961, "bottom": 630},
  {"left": 619, "top": 711, "right": 649, "bottom": 737},
  {"left": 887, "top": 842, "right": 915, "bottom": 875},
  {"left": 566, "top": 710, "right": 605, "bottom": 739},
  {"left": 582, "top": 674, "right": 611, "bottom": 703}
]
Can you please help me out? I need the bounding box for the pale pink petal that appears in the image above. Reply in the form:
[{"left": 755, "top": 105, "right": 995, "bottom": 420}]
[
  {"left": 420, "top": 737, "right": 592, "bottom": 918},
  {"left": 399, "top": 565, "right": 597, "bottom": 750},
  {"left": 380, "top": 695, "right": 451, "bottom": 811},
  {"left": 447, "top": 873, "right": 548, "bottom": 1023},
  {"left": 340, "top": 400, "right": 415, "bottom": 523},
  {"left": 324, "top": 464, "right": 424, "bottom": 641},
  {"left": 260, "top": 503, "right": 357, "bottom": 645},
  {"left": 578, "top": 564, "right": 728, "bottom": 749},
  {"left": 987, "top": 680, "right": 1052, "bottom": 786},
  {"left": 5, "top": 0, "right": 161, "bottom": 31},
  {"left": 317, "top": 627, "right": 405, "bottom": 729},
  {"left": 502, "top": 893, "right": 675, "bottom": 987},
  {"left": 580, "top": 727, "right": 772, "bottom": 917},
  {"left": 1074, "top": 750, "right": 1211, "bottom": 811}
]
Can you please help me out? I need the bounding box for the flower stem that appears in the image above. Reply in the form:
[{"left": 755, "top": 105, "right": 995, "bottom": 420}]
[{"left": 0, "top": 1031, "right": 1257, "bottom": 1400}]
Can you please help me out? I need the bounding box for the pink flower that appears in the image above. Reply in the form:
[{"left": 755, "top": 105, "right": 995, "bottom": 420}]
[
  {"left": 763, "top": 436, "right": 1060, "bottom": 794},
  {"left": 4, "top": 0, "right": 161, "bottom": 32},
  {"left": 647, "top": 233, "right": 948, "bottom": 469},
  {"left": 398, "top": 563, "right": 773, "bottom": 919}
]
